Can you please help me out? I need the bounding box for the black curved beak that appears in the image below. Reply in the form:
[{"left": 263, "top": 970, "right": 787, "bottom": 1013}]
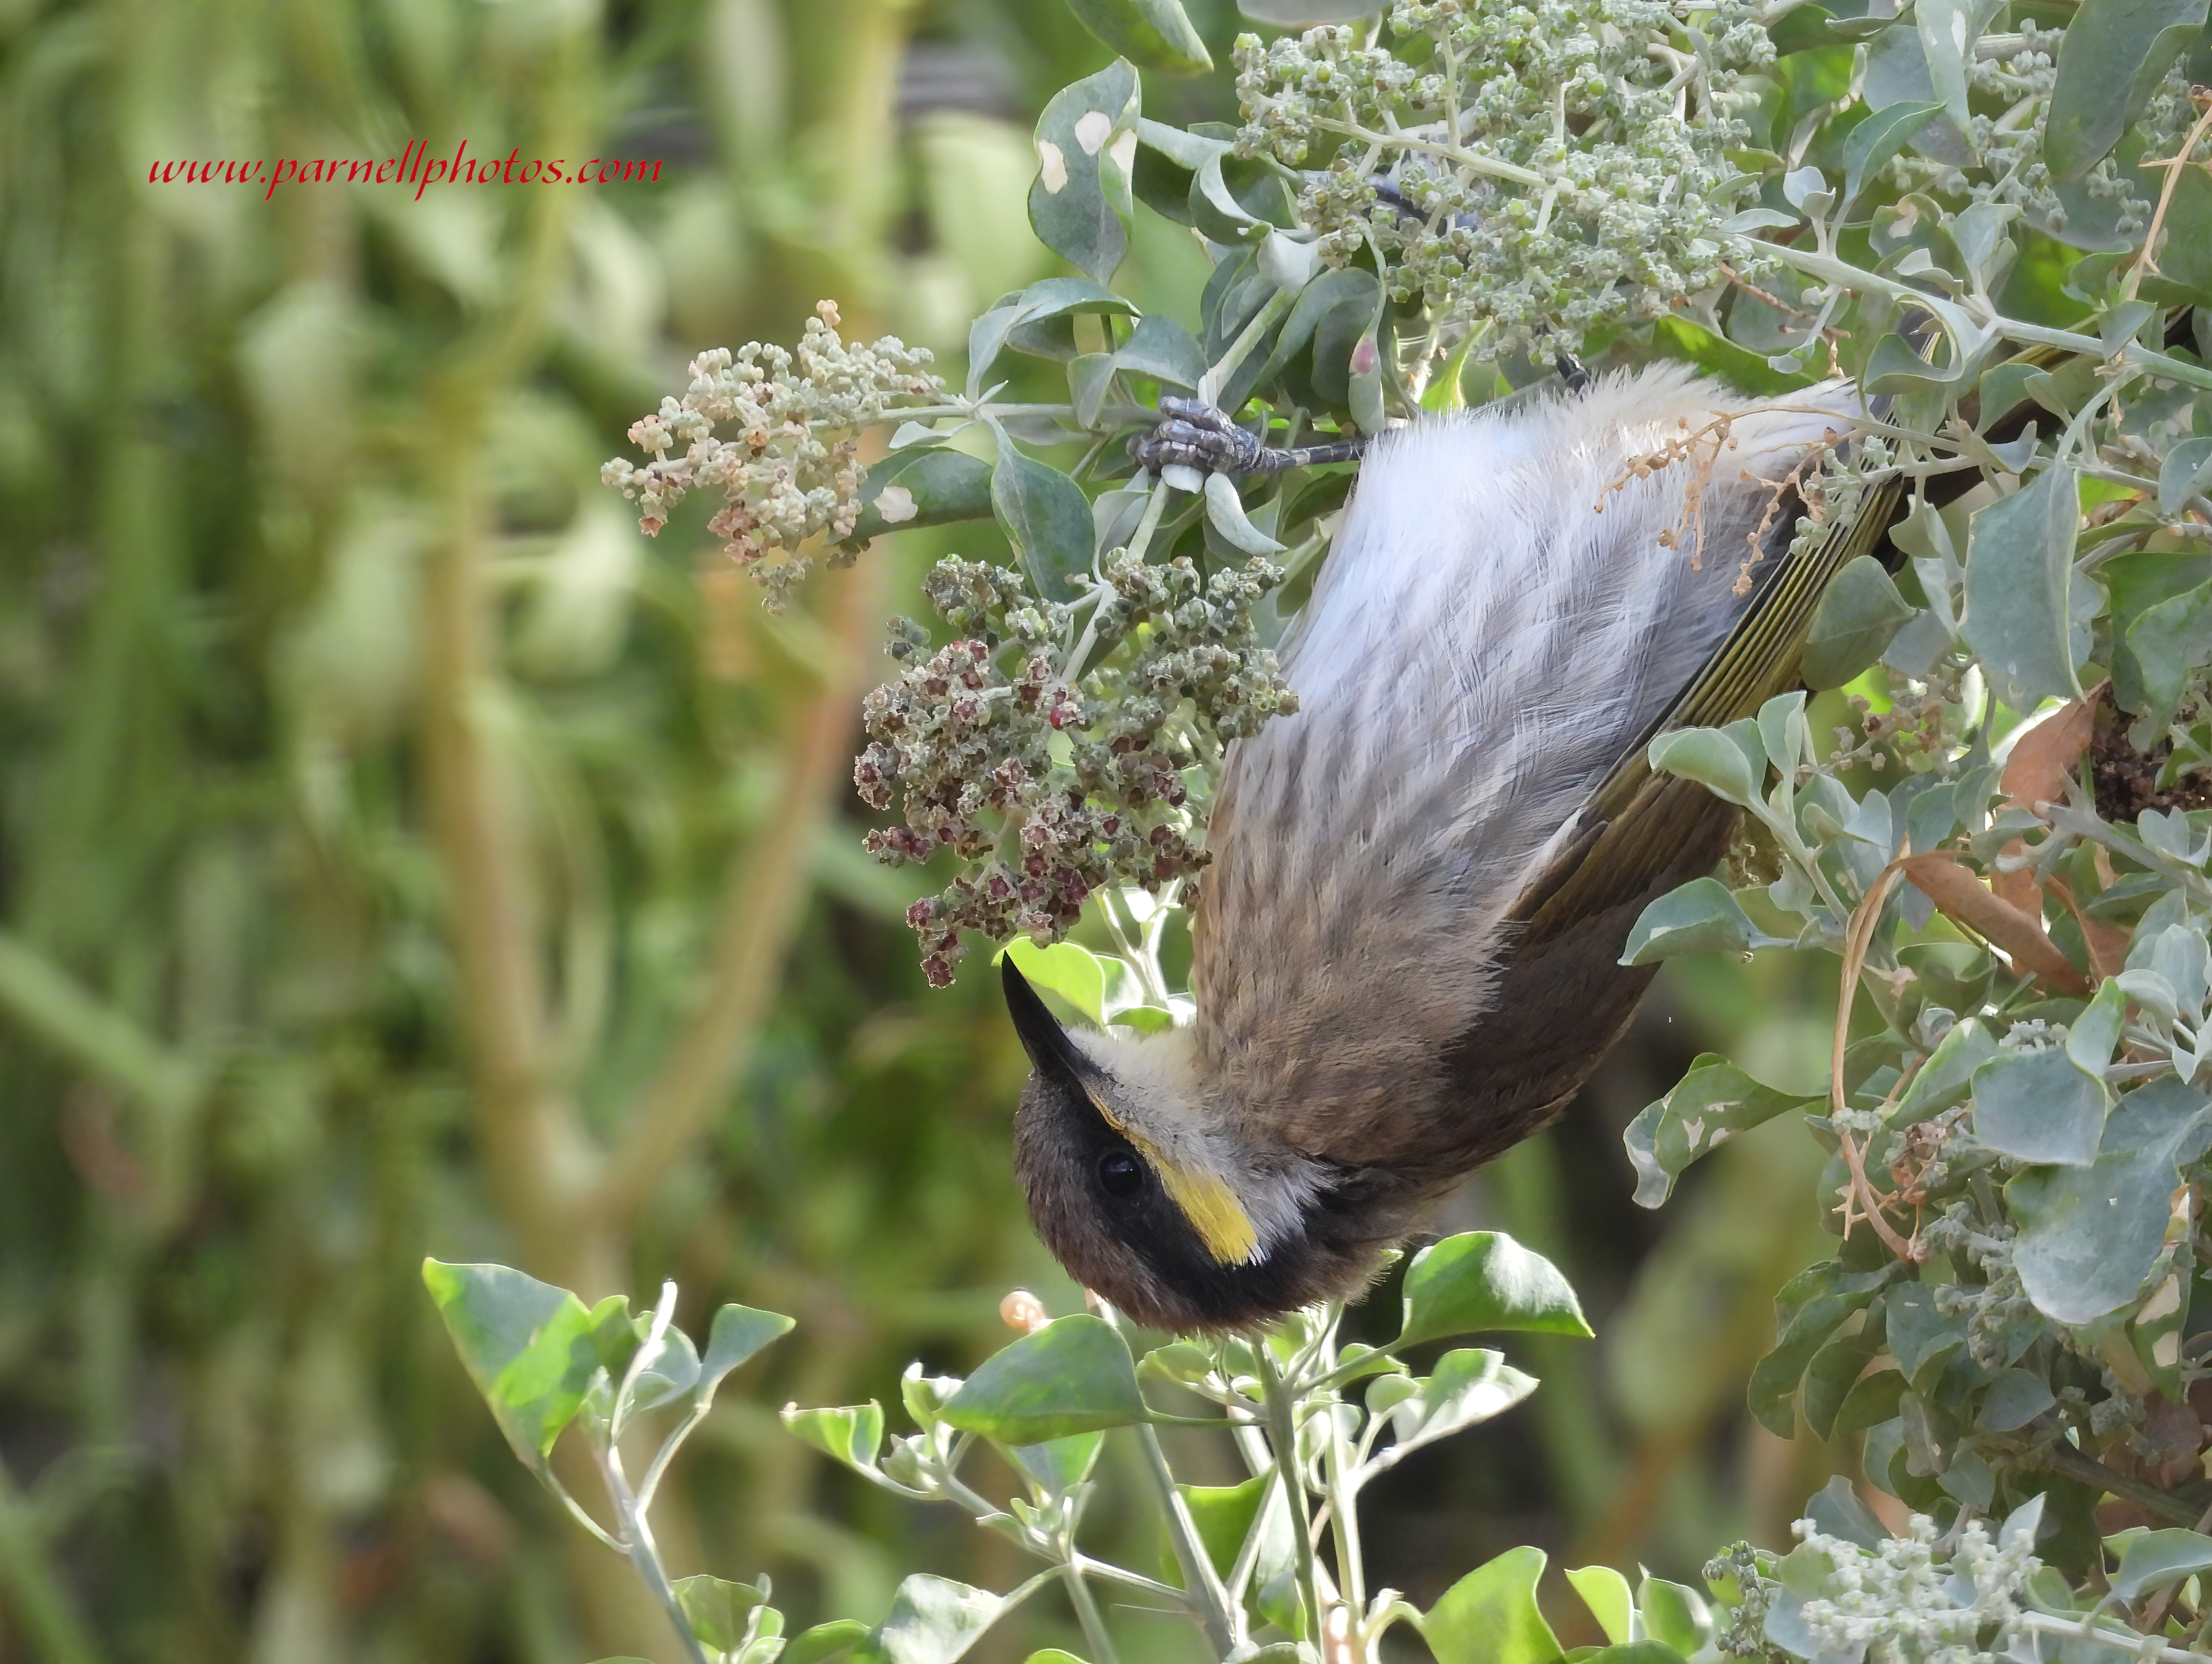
[{"left": 1000, "top": 957, "right": 1097, "bottom": 1083}]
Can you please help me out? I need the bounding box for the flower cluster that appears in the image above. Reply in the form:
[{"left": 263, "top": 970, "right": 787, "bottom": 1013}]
[
  {"left": 600, "top": 301, "right": 940, "bottom": 608},
  {"left": 1232, "top": 0, "right": 1756, "bottom": 360},
  {"left": 1786, "top": 1514, "right": 2037, "bottom": 1664},
  {"left": 857, "top": 551, "right": 1297, "bottom": 986}
]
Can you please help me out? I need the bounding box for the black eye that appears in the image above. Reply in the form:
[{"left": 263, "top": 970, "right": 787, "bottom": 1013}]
[{"left": 1096, "top": 1150, "right": 1144, "bottom": 1197}]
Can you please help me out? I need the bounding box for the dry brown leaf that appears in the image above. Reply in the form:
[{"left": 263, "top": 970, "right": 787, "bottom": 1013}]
[
  {"left": 2047, "top": 876, "right": 2131, "bottom": 982},
  {"left": 2000, "top": 693, "right": 2098, "bottom": 816},
  {"left": 1900, "top": 853, "right": 2090, "bottom": 995}
]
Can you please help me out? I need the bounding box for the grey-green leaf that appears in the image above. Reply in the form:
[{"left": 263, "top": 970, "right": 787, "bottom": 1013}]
[
  {"left": 2046, "top": 0, "right": 2211, "bottom": 185},
  {"left": 1620, "top": 878, "right": 1757, "bottom": 965},
  {"left": 1961, "top": 463, "right": 2082, "bottom": 710},
  {"left": 1971, "top": 1048, "right": 2108, "bottom": 1166},
  {"left": 941, "top": 1315, "right": 1148, "bottom": 1444},
  {"left": 1028, "top": 62, "right": 1140, "bottom": 284},
  {"left": 1114, "top": 315, "right": 1208, "bottom": 389},
  {"left": 848, "top": 450, "right": 997, "bottom": 543},
  {"left": 991, "top": 438, "right": 1096, "bottom": 604},
  {"left": 2009, "top": 1079, "right": 2212, "bottom": 1325},
  {"left": 2160, "top": 436, "right": 2212, "bottom": 514},
  {"left": 1647, "top": 722, "right": 1765, "bottom": 806},
  {"left": 2111, "top": 1530, "right": 2212, "bottom": 1603},
  {"left": 1203, "top": 471, "right": 1286, "bottom": 555},
  {"left": 1623, "top": 1055, "right": 1816, "bottom": 1207},
  {"left": 1803, "top": 556, "right": 1920, "bottom": 689},
  {"left": 1843, "top": 101, "right": 1945, "bottom": 208},
  {"left": 1398, "top": 1233, "right": 1592, "bottom": 1347}
]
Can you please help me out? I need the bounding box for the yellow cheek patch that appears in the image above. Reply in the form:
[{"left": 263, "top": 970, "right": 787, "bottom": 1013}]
[
  {"left": 1152, "top": 1159, "right": 1262, "bottom": 1266},
  {"left": 1079, "top": 1086, "right": 1261, "bottom": 1266}
]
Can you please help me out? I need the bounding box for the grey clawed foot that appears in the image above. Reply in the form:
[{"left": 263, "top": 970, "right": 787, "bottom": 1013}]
[{"left": 1130, "top": 396, "right": 1268, "bottom": 478}]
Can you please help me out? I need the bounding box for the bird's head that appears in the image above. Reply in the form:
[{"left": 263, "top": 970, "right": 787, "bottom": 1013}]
[{"left": 1002, "top": 958, "right": 1402, "bottom": 1333}]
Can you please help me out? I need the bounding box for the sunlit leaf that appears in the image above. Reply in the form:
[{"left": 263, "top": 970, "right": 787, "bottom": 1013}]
[
  {"left": 422, "top": 1260, "right": 631, "bottom": 1462},
  {"left": 876, "top": 1575, "right": 1005, "bottom": 1664},
  {"left": 1422, "top": 1545, "right": 1564, "bottom": 1664},
  {"left": 941, "top": 1316, "right": 1147, "bottom": 1444},
  {"left": 781, "top": 1402, "right": 886, "bottom": 1471},
  {"left": 1397, "top": 1233, "right": 1592, "bottom": 1347},
  {"left": 674, "top": 1575, "right": 771, "bottom": 1653}
]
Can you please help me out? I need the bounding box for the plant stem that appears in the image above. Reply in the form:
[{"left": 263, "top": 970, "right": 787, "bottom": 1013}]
[
  {"left": 600, "top": 1443, "right": 714, "bottom": 1664},
  {"left": 1259, "top": 1348, "right": 1327, "bottom": 1646},
  {"left": 1133, "top": 1420, "right": 1241, "bottom": 1655},
  {"left": 1062, "top": 1559, "right": 1125, "bottom": 1664},
  {"left": 1201, "top": 288, "right": 1297, "bottom": 409}
]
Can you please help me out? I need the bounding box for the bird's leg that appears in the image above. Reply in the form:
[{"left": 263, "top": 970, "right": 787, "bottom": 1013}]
[
  {"left": 1131, "top": 396, "right": 1371, "bottom": 478},
  {"left": 1550, "top": 342, "right": 1593, "bottom": 396}
]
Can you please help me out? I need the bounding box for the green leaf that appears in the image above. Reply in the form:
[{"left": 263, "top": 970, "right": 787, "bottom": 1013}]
[
  {"left": 877, "top": 1575, "right": 1005, "bottom": 1664},
  {"left": 1179, "top": 1476, "right": 1268, "bottom": 1579},
  {"left": 782, "top": 1402, "right": 885, "bottom": 1471},
  {"left": 2010, "top": 1079, "right": 2212, "bottom": 1325},
  {"left": 1650, "top": 316, "right": 1819, "bottom": 397},
  {"left": 1114, "top": 315, "right": 1207, "bottom": 389},
  {"left": 2124, "top": 578, "right": 2212, "bottom": 722},
  {"left": 2159, "top": 437, "right": 2212, "bottom": 517},
  {"left": 1063, "top": 0, "right": 1212, "bottom": 73},
  {"left": 1585, "top": 1645, "right": 1687, "bottom": 1664},
  {"left": 2067, "top": 977, "right": 2128, "bottom": 1079},
  {"left": 1623, "top": 1056, "right": 1816, "bottom": 1208},
  {"left": 1886, "top": 1285, "right": 1966, "bottom": 1390},
  {"left": 422, "top": 1260, "right": 630, "bottom": 1463},
  {"left": 941, "top": 1316, "right": 1147, "bottom": 1444},
  {"left": 1397, "top": 1233, "right": 1593, "bottom": 1347},
  {"left": 2111, "top": 1530, "right": 2212, "bottom": 1603},
  {"left": 2046, "top": 0, "right": 2211, "bottom": 184},
  {"left": 786, "top": 1622, "right": 872, "bottom": 1664},
  {"left": 1647, "top": 721, "right": 1765, "bottom": 807},
  {"left": 1843, "top": 101, "right": 1945, "bottom": 208},
  {"left": 1802, "top": 1316, "right": 1884, "bottom": 1440},
  {"left": 1894, "top": 1017, "right": 1998, "bottom": 1121},
  {"left": 1566, "top": 1565, "right": 1634, "bottom": 1646},
  {"left": 989, "top": 431, "right": 1096, "bottom": 605},
  {"left": 1636, "top": 1576, "right": 1713, "bottom": 1659},
  {"left": 1834, "top": 1368, "right": 1908, "bottom": 1435},
  {"left": 1620, "top": 878, "right": 1759, "bottom": 966},
  {"left": 1972, "top": 1048, "right": 2108, "bottom": 1167},
  {"left": 2105, "top": 552, "right": 2212, "bottom": 716},
  {"left": 1961, "top": 463, "right": 2083, "bottom": 711},
  {"left": 1027, "top": 62, "right": 1140, "bottom": 284},
  {"left": 849, "top": 450, "right": 997, "bottom": 543},
  {"left": 1978, "top": 1367, "right": 2056, "bottom": 1432},
  {"left": 998, "top": 938, "right": 1108, "bottom": 1026},
  {"left": 1378, "top": 1349, "right": 1539, "bottom": 1455},
  {"left": 697, "top": 1304, "right": 793, "bottom": 1407},
  {"left": 1803, "top": 556, "right": 1919, "bottom": 689},
  {"left": 1010, "top": 1430, "right": 1104, "bottom": 1495},
  {"left": 674, "top": 1575, "right": 770, "bottom": 1653},
  {"left": 1422, "top": 1546, "right": 1564, "bottom": 1664}
]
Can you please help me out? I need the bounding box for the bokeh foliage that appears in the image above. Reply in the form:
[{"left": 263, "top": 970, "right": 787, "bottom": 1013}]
[{"left": 0, "top": 1, "right": 2080, "bottom": 1662}]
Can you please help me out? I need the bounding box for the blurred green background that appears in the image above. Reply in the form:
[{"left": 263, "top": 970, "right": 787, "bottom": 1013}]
[{"left": 0, "top": 1, "right": 1862, "bottom": 1658}]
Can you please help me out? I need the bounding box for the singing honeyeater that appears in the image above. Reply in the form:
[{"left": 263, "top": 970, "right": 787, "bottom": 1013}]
[{"left": 1004, "top": 363, "right": 1888, "bottom": 1333}]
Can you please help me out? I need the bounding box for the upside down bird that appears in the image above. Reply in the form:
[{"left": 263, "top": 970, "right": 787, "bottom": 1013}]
[{"left": 1003, "top": 363, "right": 1891, "bottom": 1334}]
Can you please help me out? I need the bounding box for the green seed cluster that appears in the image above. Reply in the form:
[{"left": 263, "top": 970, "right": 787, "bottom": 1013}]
[
  {"left": 855, "top": 551, "right": 1297, "bottom": 986},
  {"left": 1232, "top": 0, "right": 1756, "bottom": 360},
  {"left": 600, "top": 301, "right": 939, "bottom": 608}
]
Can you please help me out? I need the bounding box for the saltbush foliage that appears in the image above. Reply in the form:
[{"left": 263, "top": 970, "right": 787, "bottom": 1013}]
[{"left": 550, "top": 0, "right": 2212, "bottom": 1658}]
